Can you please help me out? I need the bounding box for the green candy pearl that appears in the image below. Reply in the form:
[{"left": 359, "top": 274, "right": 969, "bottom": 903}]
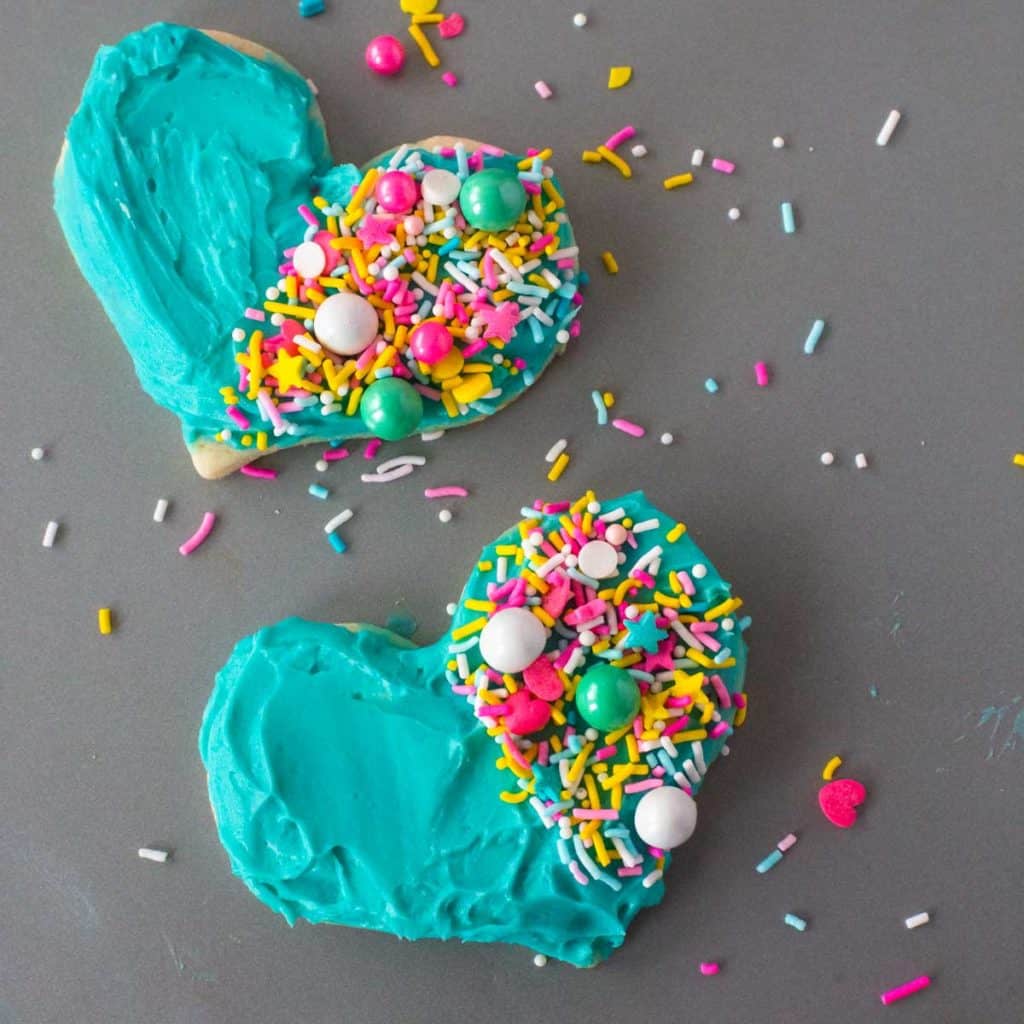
[
  {"left": 575, "top": 664, "right": 641, "bottom": 732},
  {"left": 458, "top": 168, "right": 528, "bottom": 232},
  {"left": 360, "top": 377, "right": 424, "bottom": 441}
]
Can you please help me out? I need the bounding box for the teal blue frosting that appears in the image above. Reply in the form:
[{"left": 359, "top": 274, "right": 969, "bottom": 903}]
[
  {"left": 54, "top": 23, "right": 577, "bottom": 453},
  {"left": 200, "top": 493, "right": 747, "bottom": 965}
]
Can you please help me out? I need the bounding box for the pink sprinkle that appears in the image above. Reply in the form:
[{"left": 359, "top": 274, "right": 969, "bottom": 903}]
[
  {"left": 450, "top": 684, "right": 475, "bottom": 695},
  {"left": 624, "top": 779, "right": 663, "bottom": 794},
  {"left": 611, "top": 417, "right": 646, "bottom": 438},
  {"left": 324, "top": 447, "right": 350, "bottom": 461},
  {"left": 541, "top": 501, "right": 572, "bottom": 514},
  {"left": 568, "top": 862, "right": 589, "bottom": 886},
  {"left": 700, "top": 962, "right": 720, "bottom": 976},
  {"left": 709, "top": 722, "right": 730, "bottom": 739},
  {"left": 604, "top": 125, "right": 636, "bottom": 150},
  {"left": 244, "top": 308, "right": 266, "bottom": 321},
  {"left": 297, "top": 204, "right": 319, "bottom": 227},
  {"left": 777, "top": 833, "right": 798, "bottom": 852},
  {"left": 709, "top": 673, "right": 732, "bottom": 708},
  {"left": 711, "top": 157, "right": 736, "bottom": 174},
  {"left": 477, "top": 143, "right": 506, "bottom": 157},
  {"left": 529, "top": 234, "right": 555, "bottom": 253},
  {"left": 178, "top": 512, "right": 217, "bottom": 557},
  {"left": 226, "top": 406, "right": 251, "bottom": 430},
  {"left": 256, "top": 391, "right": 285, "bottom": 429},
  {"left": 573, "top": 808, "right": 619, "bottom": 821},
  {"left": 441, "top": 71, "right": 459, "bottom": 88},
  {"left": 364, "top": 438, "right": 382, "bottom": 460},
  {"left": 754, "top": 361, "right": 771, "bottom": 387},
  {"left": 240, "top": 465, "right": 278, "bottom": 480},
  {"left": 617, "top": 866, "right": 643, "bottom": 877},
  {"left": 594, "top": 745, "right": 618, "bottom": 761},
  {"left": 880, "top": 976, "right": 931, "bottom": 1006},
  {"left": 662, "top": 718, "right": 694, "bottom": 738},
  {"left": 424, "top": 486, "right": 469, "bottom": 499},
  {"left": 534, "top": 80, "right": 553, "bottom": 100}
]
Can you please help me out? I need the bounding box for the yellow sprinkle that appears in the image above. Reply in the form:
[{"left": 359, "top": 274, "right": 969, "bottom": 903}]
[
  {"left": 347, "top": 168, "right": 379, "bottom": 213},
  {"left": 567, "top": 743, "right": 595, "bottom": 787},
  {"left": 495, "top": 544, "right": 520, "bottom": 556},
  {"left": 452, "top": 374, "right": 493, "bottom": 404},
  {"left": 734, "top": 702, "right": 748, "bottom": 727},
  {"left": 582, "top": 150, "right": 603, "bottom": 164},
  {"left": 591, "top": 829, "right": 611, "bottom": 866},
  {"left": 822, "top": 755, "right": 843, "bottom": 781},
  {"left": 686, "top": 648, "right": 719, "bottom": 669},
  {"left": 345, "top": 386, "right": 363, "bottom": 416},
  {"left": 596, "top": 145, "right": 632, "bottom": 178},
  {"left": 451, "top": 616, "right": 488, "bottom": 641},
  {"left": 613, "top": 577, "right": 640, "bottom": 604},
  {"left": 1014, "top": 453, "right": 1024, "bottom": 467},
  {"left": 625, "top": 733, "right": 640, "bottom": 763},
  {"left": 663, "top": 173, "right": 694, "bottom": 190},
  {"left": 531, "top": 606, "right": 555, "bottom": 628},
  {"left": 408, "top": 23, "right": 441, "bottom": 66},
  {"left": 411, "top": 11, "right": 444, "bottom": 23},
  {"left": 571, "top": 490, "right": 595, "bottom": 515},
  {"left": 263, "top": 301, "right": 317, "bottom": 319},
  {"left": 584, "top": 773, "right": 601, "bottom": 810},
  {"left": 464, "top": 598, "right": 496, "bottom": 613},
  {"left": 240, "top": 434, "right": 253, "bottom": 447},
  {"left": 441, "top": 391, "right": 460, "bottom": 417},
  {"left": 256, "top": 431, "right": 268, "bottom": 451},
  {"left": 499, "top": 789, "right": 530, "bottom": 804},
  {"left": 706, "top": 596, "right": 743, "bottom": 619},
  {"left": 312, "top": 195, "right": 328, "bottom": 210},
  {"left": 672, "top": 729, "right": 709, "bottom": 743},
  {"left": 547, "top": 452, "right": 570, "bottom": 482},
  {"left": 522, "top": 570, "right": 549, "bottom": 594},
  {"left": 600, "top": 251, "right": 619, "bottom": 275},
  {"left": 604, "top": 722, "right": 633, "bottom": 745},
  {"left": 549, "top": 734, "right": 563, "bottom": 755},
  {"left": 602, "top": 391, "right": 615, "bottom": 407},
  {"left": 97, "top": 607, "right": 113, "bottom": 635},
  {"left": 666, "top": 522, "right": 687, "bottom": 543},
  {"left": 653, "top": 591, "right": 680, "bottom": 608},
  {"left": 607, "top": 66, "right": 633, "bottom": 89},
  {"left": 326, "top": 215, "right": 339, "bottom": 235}
]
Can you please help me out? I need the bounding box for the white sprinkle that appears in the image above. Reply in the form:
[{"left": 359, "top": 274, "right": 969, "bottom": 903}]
[
  {"left": 660, "top": 432, "right": 674, "bottom": 445},
  {"left": 42, "top": 521, "right": 59, "bottom": 548},
  {"left": 855, "top": 452, "right": 869, "bottom": 469},
  {"left": 446, "top": 602, "right": 457, "bottom": 616},
  {"left": 876, "top": 109, "right": 902, "bottom": 147},
  {"left": 533, "top": 953, "right": 548, "bottom": 967},
  {"left": 231, "top": 328, "right": 246, "bottom": 342},
  {"left": 820, "top": 450, "right": 835, "bottom": 466},
  {"left": 305, "top": 76, "right": 319, "bottom": 96},
  {"left": 153, "top": 498, "right": 169, "bottom": 523},
  {"left": 138, "top": 847, "right": 170, "bottom": 863},
  {"left": 630, "top": 143, "right": 648, "bottom": 158},
  {"left": 376, "top": 454, "right": 426, "bottom": 474},
  {"left": 323, "top": 508, "right": 354, "bottom": 534},
  {"left": 421, "top": 430, "right": 445, "bottom": 441},
  {"left": 631, "top": 518, "right": 660, "bottom": 534},
  {"left": 30, "top": 447, "right": 46, "bottom": 461},
  {"left": 534, "top": 80, "right": 553, "bottom": 100},
  {"left": 439, "top": 509, "right": 453, "bottom": 524},
  {"left": 905, "top": 911, "right": 930, "bottom": 930},
  {"left": 361, "top": 465, "right": 415, "bottom": 484},
  {"left": 315, "top": 459, "right": 329, "bottom": 472},
  {"left": 772, "top": 135, "right": 786, "bottom": 149},
  {"left": 572, "top": 11, "right": 587, "bottom": 27},
  {"left": 727, "top": 207, "right": 741, "bottom": 221},
  {"left": 691, "top": 148, "right": 705, "bottom": 167},
  {"left": 545, "top": 438, "right": 568, "bottom": 463},
  {"left": 642, "top": 869, "right": 663, "bottom": 889}
]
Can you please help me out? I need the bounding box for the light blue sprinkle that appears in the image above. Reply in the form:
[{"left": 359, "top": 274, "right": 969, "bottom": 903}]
[
  {"left": 556, "top": 838, "right": 571, "bottom": 865},
  {"left": 704, "top": 377, "right": 720, "bottom": 394},
  {"left": 416, "top": 298, "right": 434, "bottom": 319},
  {"left": 438, "top": 237, "right": 461, "bottom": 256},
  {"left": 447, "top": 635, "right": 480, "bottom": 653},
  {"left": 645, "top": 753, "right": 660, "bottom": 769},
  {"left": 604, "top": 827, "right": 629, "bottom": 838},
  {"left": 308, "top": 483, "right": 329, "bottom": 500},
  {"left": 529, "top": 317, "right": 545, "bottom": 343},
  {"left": 804, "top": 318, "right": 826, "bottom": 354},
  {"left": 656, "top": 749, "right": 676, "bottom": 773},
  {"left": 426, "top": 214, "right": 455, "bottom": 233},
  {"left": 507, "top": 281, "right": 550, "bottom": 298},
  {"left": 522, "top": 370, "right": 536, "bottom": 386},
  {"left": 597, "top": 872, "right": 623, "bottom": 892},
  {"left": 375, "top": 367, "right": 394, "bottom": 378},
  {"left": 738, "top": 615, "right": 753, "bottom": 632},
  {"left": 455, "top": 143, "right": 469, "bottom": 180},
  {"left": 469, "top": 401, "right": 498, "bottom": 415},
  {"left": 572, "top": 836, "right": 602, "bottom": 879},
  {"left": 445, "top": 669, "right": 459, "bottom": 685},
  {"left": 517, "top": 171, "right": 544, "bottom": 183},
  {"left": 628, "top": 670, "right": 655, "bottom": 683},
  {"left": 713, "top": 648, "right": 733, "bottom": 664},
  {"left": 327, "top": 531, "right": 346, "bottom": 553},
  {"left": 592, "top": 389, "right": 608, "bottom": 425},
  {"left": 597, "top": 648, "right": 625, "bottom": 661},
  {"left": 566, "top": 567, "right": 600, "bottom": 588},
  {"left": 756, "top": 849, "right": 784, "bottom": 874},
  {"left": 303, "top": 225, "right": 318, "bottom": 242},
  {"left": 567, "top": 734, "right": 584, "bottom": 754},
  {"left": 531, "top": 156, "right": 544, "bottom": 175},
  {"left": 556, "top": 282, "right": 578, "bottom": 299},
  {"left": 784, "top": 913, "right": 808, "bottom": 932},
  {"left": 780, "top": 201, "right": 796, "bottom": 234}
]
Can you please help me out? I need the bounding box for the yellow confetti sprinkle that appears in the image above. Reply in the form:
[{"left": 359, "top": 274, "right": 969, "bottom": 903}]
[{"left": 608, "top": 66, "right": 633, "bottom": 89}]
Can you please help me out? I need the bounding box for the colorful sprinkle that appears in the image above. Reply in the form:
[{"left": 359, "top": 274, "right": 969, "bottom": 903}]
[
  {"left": 820, "top": 450, "right": 835, "bottom": 466},
  {"left": 545, "top": 439, "right": 568, "bottom": 463},
  {"left": 777, "top": 832, "right": 798, "bottom": 852},
  {"left": 323, "top": 508, "right": 354, "bottom": 533},
  {"left": 98, "top": 607, "right": 113, "bottom": 635},
  {"left": 240, "top": 465, "right": 278, "bottom": 480},
  {"left": 699, "top": 962, "right": 720, "bottom": 976},
  {"left": 534, "top": 80, "right": 553, "bottom": 99},
  {"left": 704, "top": 378, "right": 719, "bottom": 394},
  {"left": 424, "top": 486, "right": 469, "bottom": 499},
  {"left": 663, "top": 173, "right": 694, "bottom": 190},
  {"left": 756, "top": 849, "right": 784, "bottom": 874},
  {"left": 784, "top": 913, "right": 808, "bottom": 932},
  {"left": 592, "top": 390, "right": 608, "bottom": 425},
  {"left": 804, "top": 318, "right": 826, "bottom": 354},
  {"left": 30, "top": 447, "right": 46, "bottom": 461},
  {"left": 611, "top": 417, "right": 645, "bottom": 438},
  {"left": 547, "top": 452, "right": 570, "bottom": 482},
  {"left": 601, "top": 251, "right": 619, "bottom": 274},
  {"left": 691, "top": 148, "right": 705, "bottom": 167},
  {"left": 855, "top": 452, "right": 869, "bottom": 469},
  {"left": 604, "top": 125, "right": 636, "bottom": 151},
  {"left": 711, "top": 157, "right": 735, "bottom": 174},
  {"left": 780, "top": 201, "right": 796, "bottom": 234},
  {"left": 754, "top": 362, "right": 771, "bottom": 387},
  {"left": 607, "top": 66, "right": 633, "bottom": 89},
  {"left": 308, "top": 483, "right": 330, "bottom": 500},
  {"left": 441, "top": 70, "right": 459, "bottom": 88},
  {"left": 178, "top": 512, "right": 217, "bottom": 556},
  {"left": 1013, "top": 453, "right": 1024, "bottom": 468},
  {"left": 880, "top": 975, "right": 931, "bottom": 1006},
  {"left": 572, "top": 12, "right": 587, "bottom": 27},
  {"left": 822, "top": 754, "right": 843, "bottom": 780}
]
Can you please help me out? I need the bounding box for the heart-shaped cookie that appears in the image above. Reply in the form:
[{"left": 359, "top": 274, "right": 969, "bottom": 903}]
[
  {"left": 54, "top": 24, "right": 582, "bottom": 478},
  {"left": 200, "top": 491, "right": 750, "bottom": 965}
]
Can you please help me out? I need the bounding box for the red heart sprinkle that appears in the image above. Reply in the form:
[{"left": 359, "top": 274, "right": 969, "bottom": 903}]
[
  {"left": 818, "top": 778, "right": 867, "bottom": 829},
  {"left": 438, "top": 12, "right": 465, "bottom": 39},
  {"left": 504, "top": 689, "right": 551, "bottom": 735},
  {"left": 523, "top": 656, "right": 565, "bottom": 701}
]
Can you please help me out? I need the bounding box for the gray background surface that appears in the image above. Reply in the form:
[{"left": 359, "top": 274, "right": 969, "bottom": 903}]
[{"left": 3, "top": 0, "right": 1022, "bottom": 1021}]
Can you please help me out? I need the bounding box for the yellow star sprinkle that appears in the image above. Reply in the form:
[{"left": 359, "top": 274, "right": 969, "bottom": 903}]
[{"left": 267, "top": 352, "right": 307, "bottom": 394}]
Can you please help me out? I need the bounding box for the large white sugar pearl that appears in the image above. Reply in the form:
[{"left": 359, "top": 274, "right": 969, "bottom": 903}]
[
  {"left": 421, "top": 168, "right": 462, "bottom": 206},
  {"left": 479, "top": 608, "right": 548, "bottom": 674},
  {"left": 313, "top": 292, "right": 379, "bottom": 356},
  {"left": 633, "top": 786, "right": 698, "bottom": 849}
]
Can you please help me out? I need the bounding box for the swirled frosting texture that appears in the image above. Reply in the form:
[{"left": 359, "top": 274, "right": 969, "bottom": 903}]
[
  {"left": 54, "top": 23, "right": 354, "bottom": 444},
  {"left": 200, "top": 493, "right": 747, "bottom": 965}
]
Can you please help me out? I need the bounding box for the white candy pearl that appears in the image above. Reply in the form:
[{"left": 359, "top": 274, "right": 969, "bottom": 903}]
[
  {"left": 577, "top": 539, "right": 619, "bottom": 579},
  {"left": 421, "top": 168, "right": 462, "bottom": 206},
  {"left": 292, "top": 241, "right": 327, "bottom": 279},
  {"left": 313, "top": 292, "right": 379, "bottom": 356},
  {"left": 633, "top": 786, "right": 698, "bottom": 849},
  {"left": 479, "top": 608, "right": 548, "bottom": 674}
]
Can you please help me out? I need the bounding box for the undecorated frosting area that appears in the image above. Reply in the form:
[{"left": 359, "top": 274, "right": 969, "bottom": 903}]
[
  {"left": 53, "top": 23, "right": 353, "bottom": 443},
  {"left": 200, "top": 619, "right": 658, "bottom": 967}
]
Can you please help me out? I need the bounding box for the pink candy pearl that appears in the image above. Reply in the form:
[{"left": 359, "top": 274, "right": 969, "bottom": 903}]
[
  {"left": 365, "top": 35, "right": 406, "bottom": 77},
  {"left": 410, "top": 321, "right": 454, "bottom": 364},
  {"left": 403, "top": 214, "right": 425, "bottom": 235},
  {"left": 374, "top": 171, "right": 419, "bottom": 214},
  {"left": 605, "top": 523, "right": 628, "bottom": 545}
]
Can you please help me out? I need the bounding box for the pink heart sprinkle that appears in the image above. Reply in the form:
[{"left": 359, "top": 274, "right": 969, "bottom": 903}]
[
  {"left": 438, "top": 12, "right": 465, "bottom": 39},
  {"left": 504, "top": 689, "right": 551, "bottom": 735},
  {"left": 818, "top": 778, "right": 867, "bottom": 828},
  {"left": 523, "top": 656, "right": 564, "bottom": 701}
]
